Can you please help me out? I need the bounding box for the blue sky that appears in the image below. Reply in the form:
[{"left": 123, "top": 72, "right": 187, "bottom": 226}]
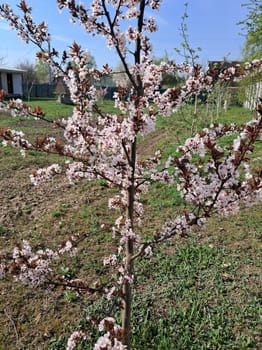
[{"left": 0, "top": 0, "right": 249, "bottom": 69}]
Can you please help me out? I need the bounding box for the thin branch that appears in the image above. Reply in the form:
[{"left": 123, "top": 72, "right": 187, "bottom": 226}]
[
  {"left": 122, "top": 139, "right": 132, "bottom": 166},
  {"left": 101, "top": 0, "right": 139, "bottom": 91}
]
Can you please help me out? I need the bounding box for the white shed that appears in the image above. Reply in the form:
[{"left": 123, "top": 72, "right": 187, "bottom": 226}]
[{"left": 0, "top": 66, "right": 25, "bottom": 97}]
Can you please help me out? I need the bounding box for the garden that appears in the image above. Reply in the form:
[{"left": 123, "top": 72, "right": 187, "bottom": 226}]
[
  {"left": 0, "top": 98, "right": 261, "bottom": 349},
  {"left": 0, "top": 1, "right": 262, "bottom": 349}
]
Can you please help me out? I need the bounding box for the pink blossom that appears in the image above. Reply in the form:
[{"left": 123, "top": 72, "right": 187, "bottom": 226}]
[
  {"left": 66, "top": 331, "right": 88, "bottom": 350},
  {"left": 30, "top": 164, "right": 62, "bottom": 186},
  {"left": 103, "top": 254, "right": 118, "bottom": 266}
]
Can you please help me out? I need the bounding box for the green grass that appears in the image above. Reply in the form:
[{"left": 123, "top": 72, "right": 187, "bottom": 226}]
[
  {"left": 0, "top": 98, "right": 73, "bottom": 125},
  {"left": 47, "top": 215, "right": 261, "bottom": 349},
  {"left": 131, "top": 241, "right": 260, "bottom": 349},
  {"left": 0, "top": 99, "right": 261, "bottom": 349},
  {"left": 27, "top": 97, "right": 74, "bottom": 119}
]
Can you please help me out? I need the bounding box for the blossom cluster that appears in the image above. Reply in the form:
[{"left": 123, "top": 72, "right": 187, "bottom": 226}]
[
  {"left": 0, "top": 238, "right": 76, "bottom": 287},
  {"left": 219, "top": 58, "right": 262, "bottom": 81},
  {"left": 171, "top": 115, "right": 262, "bottom": 218},
  {"left": 94, "top": 317, "right": 126, "bottom": 350},
  {"left": 0, "top": 2, "right": 49, "bottom": 46},
  {"left": 0, "top": 127, "right": 31, "bottom": 149},
  {"left": 30, "top": 163, "right": 62, "bottom": 186},
  {"left": 66, "top": 331, "right": 89, "bottom": 350}
]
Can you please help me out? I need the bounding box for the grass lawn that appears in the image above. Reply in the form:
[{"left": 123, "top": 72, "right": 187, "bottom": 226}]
[{"left": 0, "top": 99, "right": 261, "bottom": 349}]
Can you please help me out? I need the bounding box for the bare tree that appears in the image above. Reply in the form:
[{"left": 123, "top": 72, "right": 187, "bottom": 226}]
[{"left": 16, "top": 59, "right": 37, "bottom": 100}]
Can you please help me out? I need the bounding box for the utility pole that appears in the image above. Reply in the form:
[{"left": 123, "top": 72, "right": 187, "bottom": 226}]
[{"left": 47, "top": 34, "right": 52, "bottom": 85}]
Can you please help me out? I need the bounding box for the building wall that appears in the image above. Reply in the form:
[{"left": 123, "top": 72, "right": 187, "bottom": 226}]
[
  {"left": 12, "top": 74, "right": 23, "bottom": 95},
  {"left": 0, "top": 72, "right": 7, "bottom": 92},
  {"left": 0, "top": 71, "right": 23, "bottom": 96}
]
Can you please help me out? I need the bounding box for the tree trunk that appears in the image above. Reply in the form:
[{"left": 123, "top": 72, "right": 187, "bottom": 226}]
[
  {"left": 122, "top": 239, "right": 134, "bottom": 349},
  {"left": 121, "top": 139, "right": 136, "bottom": 349}
]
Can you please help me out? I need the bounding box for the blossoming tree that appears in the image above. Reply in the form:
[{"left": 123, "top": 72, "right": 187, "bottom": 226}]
[{"left": 0, "top": 1, "right": 262, "bottom": 349}]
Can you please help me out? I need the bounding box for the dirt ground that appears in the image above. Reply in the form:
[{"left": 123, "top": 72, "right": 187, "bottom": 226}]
[{"left": 0, "top": 110, "right": 170, "bottom": 349}]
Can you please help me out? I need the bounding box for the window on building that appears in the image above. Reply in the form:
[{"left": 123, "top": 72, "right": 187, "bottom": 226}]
[{"left": 7, "top": 73, "right": 14, "bottom": 94}]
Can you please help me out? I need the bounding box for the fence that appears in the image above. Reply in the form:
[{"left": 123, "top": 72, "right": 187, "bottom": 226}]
[
  {"left": 244, "top": 81, "right": 262, "bottom": 110},
  {"left": 23, "top": 83, "right": 55, "bottom": 99}
]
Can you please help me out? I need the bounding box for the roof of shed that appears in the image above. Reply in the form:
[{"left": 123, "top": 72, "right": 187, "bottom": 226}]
[{"left": 0, "top": 66, "right": 25, "bottom": 73}]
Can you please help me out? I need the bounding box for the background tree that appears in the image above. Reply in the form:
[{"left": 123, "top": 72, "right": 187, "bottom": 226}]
[
  {"left": 35, "top": 59, "right": 52, "bottom": 84},
  {"left": 174, "top": 2, "right": 202, "bottom": 65},
  {"left": 16, "top": 59, "right": 37, "bottom": 100},
  {"left": 238, "top": 0, "right": 262, "bottom": 109},
  {"left": 174, "top": 2, "right": 202, "bottom": 118},
  {"left": 239, "top": 0, "right": 262, "bottom": 60},
  {"left": 86, "top": 52, "right": 96, "bottom": 70}
]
